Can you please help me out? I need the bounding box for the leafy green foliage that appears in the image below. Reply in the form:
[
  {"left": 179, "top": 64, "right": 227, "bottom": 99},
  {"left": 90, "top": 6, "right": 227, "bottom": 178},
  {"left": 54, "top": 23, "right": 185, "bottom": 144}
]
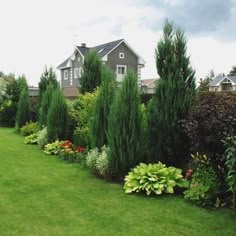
[
  {"left": 20, "top": 122, "right": 39, "bottom": 136},
  {"left": 124, "top": 162, "right": 186, "bottom": 195},
  {"left": 184, "top": 153, "right": 219, "bottom": 207},
  {"left": 223, "top": 136, "right": 236, "bottom": 208},
  {"left": 44, "top": 140, "right": 63, "bottom": 155},
  {"left": 198, "top": 70, "right": 214, "bottom": 92},
  {"left": 108, "top": 70, "right": 144, "bottom": 179},
  {"left": 37, "top": 127, "right": 48, "bottom": 148},
  {"left": 70, "top": 91, "right": 97, "bottom": 147},
  {"left": 24, "top": 132, "right": 39, "bottom": 144},
  {"left": 47, "top": 89, "right": 68, "bottom": 142},
  {"left": 80, "top": 50, "right": 103, "bottom": 93},
  {"left": 16, "top": 88, "right": 31, "bottom": 129},
  {"left": 228, "top": 65, "right": 236, "bottom": 76},
  {"left": 86, "top": 146, "right": 110, "bottom": 178},
  {"left": 90, "top": 66, "right": 116, "bottom": 148},
  {"left": 148, "top": 79, "right": 192, "bottom": 166}
]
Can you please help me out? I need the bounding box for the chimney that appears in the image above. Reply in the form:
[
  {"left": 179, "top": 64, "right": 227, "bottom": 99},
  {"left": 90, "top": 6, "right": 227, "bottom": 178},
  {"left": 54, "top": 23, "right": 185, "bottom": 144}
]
[{"left": 81, "top": 43, "right": 86, "bottom": 47}]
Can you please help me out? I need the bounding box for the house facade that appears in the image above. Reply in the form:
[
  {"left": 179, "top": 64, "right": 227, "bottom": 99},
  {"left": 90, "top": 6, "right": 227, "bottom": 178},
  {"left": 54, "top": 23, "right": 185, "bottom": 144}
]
[
  {"left": 141, "top": 78, "right": 158, "bottom": 94},
  {"left": 209, "top": 75, "right": 236, "bottom": 92},
  {"left": 57, "top": 39, "right": 145, "bottom": 98}
]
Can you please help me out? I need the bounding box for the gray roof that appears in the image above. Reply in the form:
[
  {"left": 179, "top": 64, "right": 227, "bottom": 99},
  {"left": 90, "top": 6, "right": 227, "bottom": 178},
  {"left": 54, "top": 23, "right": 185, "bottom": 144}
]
[
  {"left": 57, "top": 57, "right": 70, "bottom": 69},
  {"left": 57, "top": 39, "right": 124, "bottom": 69},
  {"left": 210, "top": 75, "right": 236, "bottom": 86}
]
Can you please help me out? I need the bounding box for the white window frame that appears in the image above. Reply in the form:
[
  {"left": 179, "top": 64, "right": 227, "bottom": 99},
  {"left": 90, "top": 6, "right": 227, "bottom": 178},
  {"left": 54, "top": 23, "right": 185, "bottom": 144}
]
[
  {"left": 119, "top": 52, "right": 124, "bottom": 59},
  {"left": 117, "top": 65, "right": 127, "bottom": 75},
  {"left": 64, "top": 70, "right": 68, "bottom": 80},
  {"left": 74, "top": 68, "right": 79, "bottom": 79},
  {"left": 79, "top": 67, "right": 83, "bottom": 77},
  {"left": 78, "top": 57, "right": 81, "bottom": 62}
]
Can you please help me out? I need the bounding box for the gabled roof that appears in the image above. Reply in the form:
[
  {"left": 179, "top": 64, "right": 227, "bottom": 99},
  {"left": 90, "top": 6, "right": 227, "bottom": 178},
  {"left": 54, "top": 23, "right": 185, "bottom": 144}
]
[
  {"left": 57, "top": 39, "right": 145, "bottom": 69},
  {"left": 93, "top": 39, "right": 124, "bottom": 58},
  {"left": 57, "top": 57, "right": 71, "bottom": 69},
  {"left": 141, "top": 78, "right": 158, "bottom": 86},
  {"left": 210, "top": 75, "right": 236, "bottom": 86}
]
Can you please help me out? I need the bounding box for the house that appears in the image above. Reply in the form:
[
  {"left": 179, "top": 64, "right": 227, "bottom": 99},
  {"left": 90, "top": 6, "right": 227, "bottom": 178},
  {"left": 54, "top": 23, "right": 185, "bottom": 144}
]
[
  {"left": 141, "top": 78, "right": 158, "bottom": 94},
  {"left": 209, "top": 75, "right": 236, "bottom": 92},
  {"left": 57, "top": 39, "right": 145, "bottom": 98}
]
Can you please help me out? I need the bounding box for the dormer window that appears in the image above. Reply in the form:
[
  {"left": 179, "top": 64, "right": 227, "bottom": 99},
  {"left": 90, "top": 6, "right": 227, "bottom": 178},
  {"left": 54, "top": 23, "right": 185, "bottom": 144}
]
[{"left": 119, "top": 52, "right": 124, "bottom": 59}]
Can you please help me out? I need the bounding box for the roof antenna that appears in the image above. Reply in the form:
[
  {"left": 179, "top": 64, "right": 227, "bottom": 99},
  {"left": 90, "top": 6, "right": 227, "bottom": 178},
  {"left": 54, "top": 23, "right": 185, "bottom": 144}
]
[{"left": 73, "top": 34, "right": 79, "bottom": 47}]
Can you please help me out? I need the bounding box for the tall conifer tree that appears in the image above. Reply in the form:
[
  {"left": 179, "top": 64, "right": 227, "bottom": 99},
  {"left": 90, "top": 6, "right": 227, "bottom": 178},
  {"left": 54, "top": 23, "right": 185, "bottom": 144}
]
[
  {"left": 90, "top": 66, "right": 116, "bottom": 148},
  {"left": 108, "top": 70, "right": 143, "bottom": 178}
]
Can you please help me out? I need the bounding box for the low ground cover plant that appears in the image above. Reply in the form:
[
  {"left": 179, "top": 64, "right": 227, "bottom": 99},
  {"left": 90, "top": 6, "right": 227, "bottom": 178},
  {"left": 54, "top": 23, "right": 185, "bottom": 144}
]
[
  {"left": 44, "top": 140, "right": 63, "bottom": 155},
  {"left": 124, "top": 162, "right": 186, "bottom": 195},
  {"left": 58, "top": 140, "right": 86, "bottom": 163},
  {"left": 24, "top": 132, "right": 39, "bottom": 144},
  {"left": 20, "top": 121, "right": 39, "bottom": 136}
]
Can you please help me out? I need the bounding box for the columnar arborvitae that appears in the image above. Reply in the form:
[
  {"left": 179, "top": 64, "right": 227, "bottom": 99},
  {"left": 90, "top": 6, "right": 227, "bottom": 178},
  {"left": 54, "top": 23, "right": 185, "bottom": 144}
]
[
  {"left": 39, "top": 83, "right": 54, "bottom": 128},
  {"left": 37, "top": 66, "right": 59, "bottom": 117},
  {"left": 47, "top": 89, "right": 68, "bottom": 142},
  {"left": 148, "top": 19, "right": 195, "bottom": 167},
  {"left": 90, "top": 66, "right": 116, "bottom": 148},
  {"left": 80, "top": 50, "right": 103, "bottom": 93},
  {"left": 16, "top": 88, "right": 31, "bottom": 129},
  {"left": 107, "top": 70, "right": 143, "bottom": 178}
]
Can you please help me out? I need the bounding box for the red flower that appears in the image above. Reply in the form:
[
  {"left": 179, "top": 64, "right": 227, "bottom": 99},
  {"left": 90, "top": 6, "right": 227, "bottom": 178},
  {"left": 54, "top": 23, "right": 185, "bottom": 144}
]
[{"left": 76, "top": 147, "right": 85, "bottom": 152}]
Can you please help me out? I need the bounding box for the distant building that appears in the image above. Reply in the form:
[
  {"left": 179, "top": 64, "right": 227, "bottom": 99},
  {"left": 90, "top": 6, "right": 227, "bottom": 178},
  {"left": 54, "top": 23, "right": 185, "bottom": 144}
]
[
  {"left": 141, "top": 78, "right": 158, "bottom": 94},
  {"left": 57, "top": 39, "right": 145, "bottom": 99},
  {"left": 209, "top": 75, "right": 236, "bottom": 92}
]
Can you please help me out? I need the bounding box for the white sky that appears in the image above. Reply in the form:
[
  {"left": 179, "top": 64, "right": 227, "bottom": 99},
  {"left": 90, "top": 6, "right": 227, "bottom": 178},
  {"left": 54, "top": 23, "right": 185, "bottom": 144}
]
[{"left": 0, "top": 0, "right": 235, "bottom": 86}]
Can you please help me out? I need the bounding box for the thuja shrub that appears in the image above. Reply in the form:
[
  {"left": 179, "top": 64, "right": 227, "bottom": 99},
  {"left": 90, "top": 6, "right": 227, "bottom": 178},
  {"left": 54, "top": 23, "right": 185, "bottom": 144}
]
[
  {"left": 108, "top": 70, "right": 144, "bottom": 179},
  {"left": 182, "top": 92, "right": 236, "bottom": 170},
  {"left": 47, "top": 89, "right": 68, "bottom": 142}
]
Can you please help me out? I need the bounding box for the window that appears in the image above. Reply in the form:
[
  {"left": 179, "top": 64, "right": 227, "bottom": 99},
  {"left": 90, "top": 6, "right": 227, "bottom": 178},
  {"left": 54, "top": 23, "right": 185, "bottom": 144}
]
[
  {"left": 64, "top": 70, "right": 68, "bottom": 80},
  {"left": 79, "top": 68, "right": 83, "bottom": 77},
  {"left": 117, "top": 65, "right": 126, "bottom": 74},
  {"left": 78, "top": 57, "right": 81, "bottom": 62},
  {"left": 116, "top": 65, "right": 127, "bottom": 82},
  {"left": 119, "top": 52, "right": 124, "bottom": 59},
  {"left": 74, "top": 68, "right": 79, "bottom": 78}
]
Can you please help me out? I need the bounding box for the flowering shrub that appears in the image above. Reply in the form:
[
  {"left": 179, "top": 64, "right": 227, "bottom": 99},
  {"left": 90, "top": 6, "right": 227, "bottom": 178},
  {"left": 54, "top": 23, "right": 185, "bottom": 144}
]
[
  {"left": 38, "top": 127, "right": 48, "bottom": 148},
  {"left": 184, "top": 153, "right": 219, "bottom": 207},
  {"left": 58, "top": 140, "right": 86, "bottom": 162},
  {"left": 124, "top": 162, "right": 187, "bottom": 195}
]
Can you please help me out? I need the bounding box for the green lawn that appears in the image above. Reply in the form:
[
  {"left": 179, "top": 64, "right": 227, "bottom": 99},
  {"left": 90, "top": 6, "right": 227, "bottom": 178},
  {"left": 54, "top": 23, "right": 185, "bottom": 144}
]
[{"left": 0, "top": 128, "right": 235, "bottom": 236}]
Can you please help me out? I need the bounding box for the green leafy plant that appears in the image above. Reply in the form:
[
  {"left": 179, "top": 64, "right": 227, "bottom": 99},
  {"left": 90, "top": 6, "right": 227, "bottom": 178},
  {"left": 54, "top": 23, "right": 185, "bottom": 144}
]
[
  {"left": 24, "top": 132, "right": 39, "bottom": 144},
  {"left": 86, "top": 148, "right": 99, "bottom": 173},
  {"left": 95, "top": 146, "right": 110, "bottom": 178},
  {"left": 223, "top": 136, "right": 236, "bottom": 208},
  {"left": 20, "top": 121, "right": 39, "bottom": 136},
  {"left": 86, "top": 146, "right": 110, "bottom": 178},
  {"left": 124, "top": 162, "right": 186, "bottom": 195},
  {"left": 38, "top": 127, "right": 48, "bottom": 148},
  {"left": 44, "top": 140, "right": 63, "bottom": 155},
  {"left": 184, "top": 153, "right": 219, "bottom": 207}
]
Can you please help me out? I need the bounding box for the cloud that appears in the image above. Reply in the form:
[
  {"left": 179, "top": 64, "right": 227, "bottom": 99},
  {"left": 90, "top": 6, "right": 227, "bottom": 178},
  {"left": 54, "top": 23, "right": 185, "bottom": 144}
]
[{"left": 133, "top": 0, "right": 236, "bottom": 41}]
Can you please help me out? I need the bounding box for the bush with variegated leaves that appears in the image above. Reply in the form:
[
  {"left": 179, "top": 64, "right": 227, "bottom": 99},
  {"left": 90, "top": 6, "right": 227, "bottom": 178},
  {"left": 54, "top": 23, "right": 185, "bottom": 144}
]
[{"left": 124, "top": 162, "right": 186, "bottom": 195}]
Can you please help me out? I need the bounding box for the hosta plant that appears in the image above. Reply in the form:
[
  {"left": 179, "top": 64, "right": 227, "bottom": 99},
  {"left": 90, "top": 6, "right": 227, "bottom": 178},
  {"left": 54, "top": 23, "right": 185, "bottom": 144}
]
[
  {"left": 44, "top": 140, "right": 63, "bottom": 155},
  {"left": 24, "top": 132, "right": 39, "bottom": 144},
  {"left": 20, "top": 121, "right": 39, "bottom": 136},
  {"left": 124, "top": 162, "right": 186, "bottom": 195}
]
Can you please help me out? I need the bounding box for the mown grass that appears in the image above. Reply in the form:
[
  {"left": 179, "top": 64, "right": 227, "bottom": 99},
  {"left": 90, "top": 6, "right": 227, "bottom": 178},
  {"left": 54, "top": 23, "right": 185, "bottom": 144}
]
[{"left": 0, "top": 127, "right": 235, "bottom": 235}]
